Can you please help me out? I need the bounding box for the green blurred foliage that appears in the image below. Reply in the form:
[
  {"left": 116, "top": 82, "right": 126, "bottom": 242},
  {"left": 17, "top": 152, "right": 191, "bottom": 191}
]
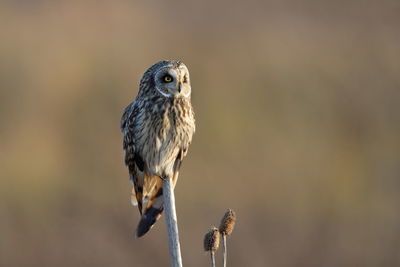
[{"left": 1, "top": 1, "right": 400, "bottom": 266}]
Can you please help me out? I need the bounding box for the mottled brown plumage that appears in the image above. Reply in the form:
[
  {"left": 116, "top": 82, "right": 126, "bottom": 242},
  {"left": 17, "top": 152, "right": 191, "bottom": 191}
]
[{"left": 121, "top": 60, "right": 195, "bottom": 237}]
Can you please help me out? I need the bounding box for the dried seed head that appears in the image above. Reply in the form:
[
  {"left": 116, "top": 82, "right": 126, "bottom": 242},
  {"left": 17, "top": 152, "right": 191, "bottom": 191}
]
[
  {"left": 219, "top": 209, "right": 236, "bottom": 236},
  {"left": 203, "top": 227, "right": 220, "bottom": 252}
]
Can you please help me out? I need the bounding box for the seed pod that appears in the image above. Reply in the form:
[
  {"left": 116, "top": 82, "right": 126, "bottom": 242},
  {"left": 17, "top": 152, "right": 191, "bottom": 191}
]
[
  {"left": 204, "top": 227, "right": 220, "bottom": 252},
  {"left": 219, "top": 209, "right": 236, "bottom": 236}
]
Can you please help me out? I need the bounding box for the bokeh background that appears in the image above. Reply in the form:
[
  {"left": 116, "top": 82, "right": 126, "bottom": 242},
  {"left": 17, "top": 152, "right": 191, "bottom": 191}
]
[{"left": 1, "top": 1, "right": 400, "bottom": 266}]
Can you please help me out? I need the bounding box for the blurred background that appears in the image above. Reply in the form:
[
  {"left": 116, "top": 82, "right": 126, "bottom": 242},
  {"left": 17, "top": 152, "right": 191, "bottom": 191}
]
[{"left": 1, "top": 0, "right": 399, "bottom": 266}]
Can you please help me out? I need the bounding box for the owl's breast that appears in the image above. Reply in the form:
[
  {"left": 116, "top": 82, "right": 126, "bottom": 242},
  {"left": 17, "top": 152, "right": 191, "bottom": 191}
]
[{"left": 141, "top": 100, "right": 194, "bottom": 178}]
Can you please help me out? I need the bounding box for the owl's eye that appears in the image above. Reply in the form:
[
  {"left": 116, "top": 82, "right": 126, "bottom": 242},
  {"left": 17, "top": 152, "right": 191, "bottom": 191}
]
[{"left": 162, "top": 74, "right": 173, "bottom": 83}]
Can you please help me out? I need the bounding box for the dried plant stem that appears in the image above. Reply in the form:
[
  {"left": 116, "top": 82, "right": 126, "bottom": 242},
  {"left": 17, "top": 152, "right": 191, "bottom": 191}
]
[
  {"left": 222, "top": 234, "right": 227, "bottom": 267},
  {"left": 210, "top": 251, "right": 216, "bottom": 267},
  {"left": 163, "top": 177, "right": 183, "bottom": 267},
  {"left": 218, "top": 209, "right": 236, "bottom": 267}
]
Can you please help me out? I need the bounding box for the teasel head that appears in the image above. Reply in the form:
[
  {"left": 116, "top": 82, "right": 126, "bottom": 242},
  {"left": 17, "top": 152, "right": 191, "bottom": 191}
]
[
  {"left": 219, "top": 209, "right": 236, "bottom": 236},
  {"left": 204, "top": 227, "right": 220, "bottom": 252}
]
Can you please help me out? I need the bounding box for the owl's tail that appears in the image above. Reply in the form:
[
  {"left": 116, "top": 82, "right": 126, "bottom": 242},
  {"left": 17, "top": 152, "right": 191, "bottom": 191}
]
[
  {"left": 135, "top": 173, "right": 179, "bottom": 238},
  {"left": 135, "top": 186, "right": 164, "bottom": 238}
]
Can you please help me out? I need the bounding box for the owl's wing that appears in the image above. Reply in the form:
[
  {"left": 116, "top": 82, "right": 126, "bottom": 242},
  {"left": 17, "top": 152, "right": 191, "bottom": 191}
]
[
  {"left": 136, "top": 148, "right": 187, "bottom": 237},
  {"left": 121, "top": 102, "right": 145, "bottom": 215}
]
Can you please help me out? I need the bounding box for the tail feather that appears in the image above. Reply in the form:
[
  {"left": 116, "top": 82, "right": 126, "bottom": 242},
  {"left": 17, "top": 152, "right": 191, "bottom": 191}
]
[
  {"left": 135, "top": 173, "right": 179, "bottom": 237},
  {"left": 135, "top": 206, "right": 163, "bottom": 238},
  {"left": 135, "top": 177, "right": 164, "bottom": 237}
]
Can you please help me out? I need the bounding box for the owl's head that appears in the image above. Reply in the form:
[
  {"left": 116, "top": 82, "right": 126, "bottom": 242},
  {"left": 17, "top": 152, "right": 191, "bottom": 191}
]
[{"left": 140, "top": 60, "right": 191, "bottom": 99}]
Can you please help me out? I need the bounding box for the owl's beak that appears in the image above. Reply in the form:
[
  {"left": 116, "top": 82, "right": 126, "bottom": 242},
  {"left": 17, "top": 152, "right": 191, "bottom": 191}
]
[{"left": 177, "top": 82, "right": 182, "bottom": 93}]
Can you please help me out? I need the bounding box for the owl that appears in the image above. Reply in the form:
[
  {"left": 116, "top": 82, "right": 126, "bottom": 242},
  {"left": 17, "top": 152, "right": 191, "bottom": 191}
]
[{"left": 121, "top": 60, "right": 195, "bottom": 237}]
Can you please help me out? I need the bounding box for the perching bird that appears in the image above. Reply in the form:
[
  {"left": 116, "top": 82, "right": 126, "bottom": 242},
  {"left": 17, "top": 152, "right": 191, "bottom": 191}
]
[{"left": 121, "top": 60, "right": 195, "bottom": 237}]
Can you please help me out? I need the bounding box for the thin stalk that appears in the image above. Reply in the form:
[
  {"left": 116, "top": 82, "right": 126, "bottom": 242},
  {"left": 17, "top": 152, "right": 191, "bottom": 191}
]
[
  {"left": 222, "top": 234, "right": 227, "bottom": 267},
  {"left": 163, "top": 177, "right": 183, "bottom": 267},
  {"left": 210, "top": 251, "right": 216, "bottom": 267}
]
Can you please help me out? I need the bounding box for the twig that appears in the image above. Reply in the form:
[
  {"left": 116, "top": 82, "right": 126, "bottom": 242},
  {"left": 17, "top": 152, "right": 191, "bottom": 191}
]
[
  {"left": 163, "top": 177, "right": 183, "bottom": 267},
  {"left": 219, "top": 209, "right": 236, "bottom": 267},
  {"left": 204, "top": 227, "right": 220, "bottom": 267},
  {"left": 222, "top": 234, "right": 227, "bottom": 267},
  {"left": 210, "top": 251, "right": 216, "bottom": 267}
]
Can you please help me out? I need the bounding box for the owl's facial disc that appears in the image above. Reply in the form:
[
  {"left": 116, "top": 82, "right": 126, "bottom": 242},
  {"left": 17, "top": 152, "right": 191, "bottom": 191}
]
[{"left": 154, "top": 65, "right": 191, "bottom": 98}]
